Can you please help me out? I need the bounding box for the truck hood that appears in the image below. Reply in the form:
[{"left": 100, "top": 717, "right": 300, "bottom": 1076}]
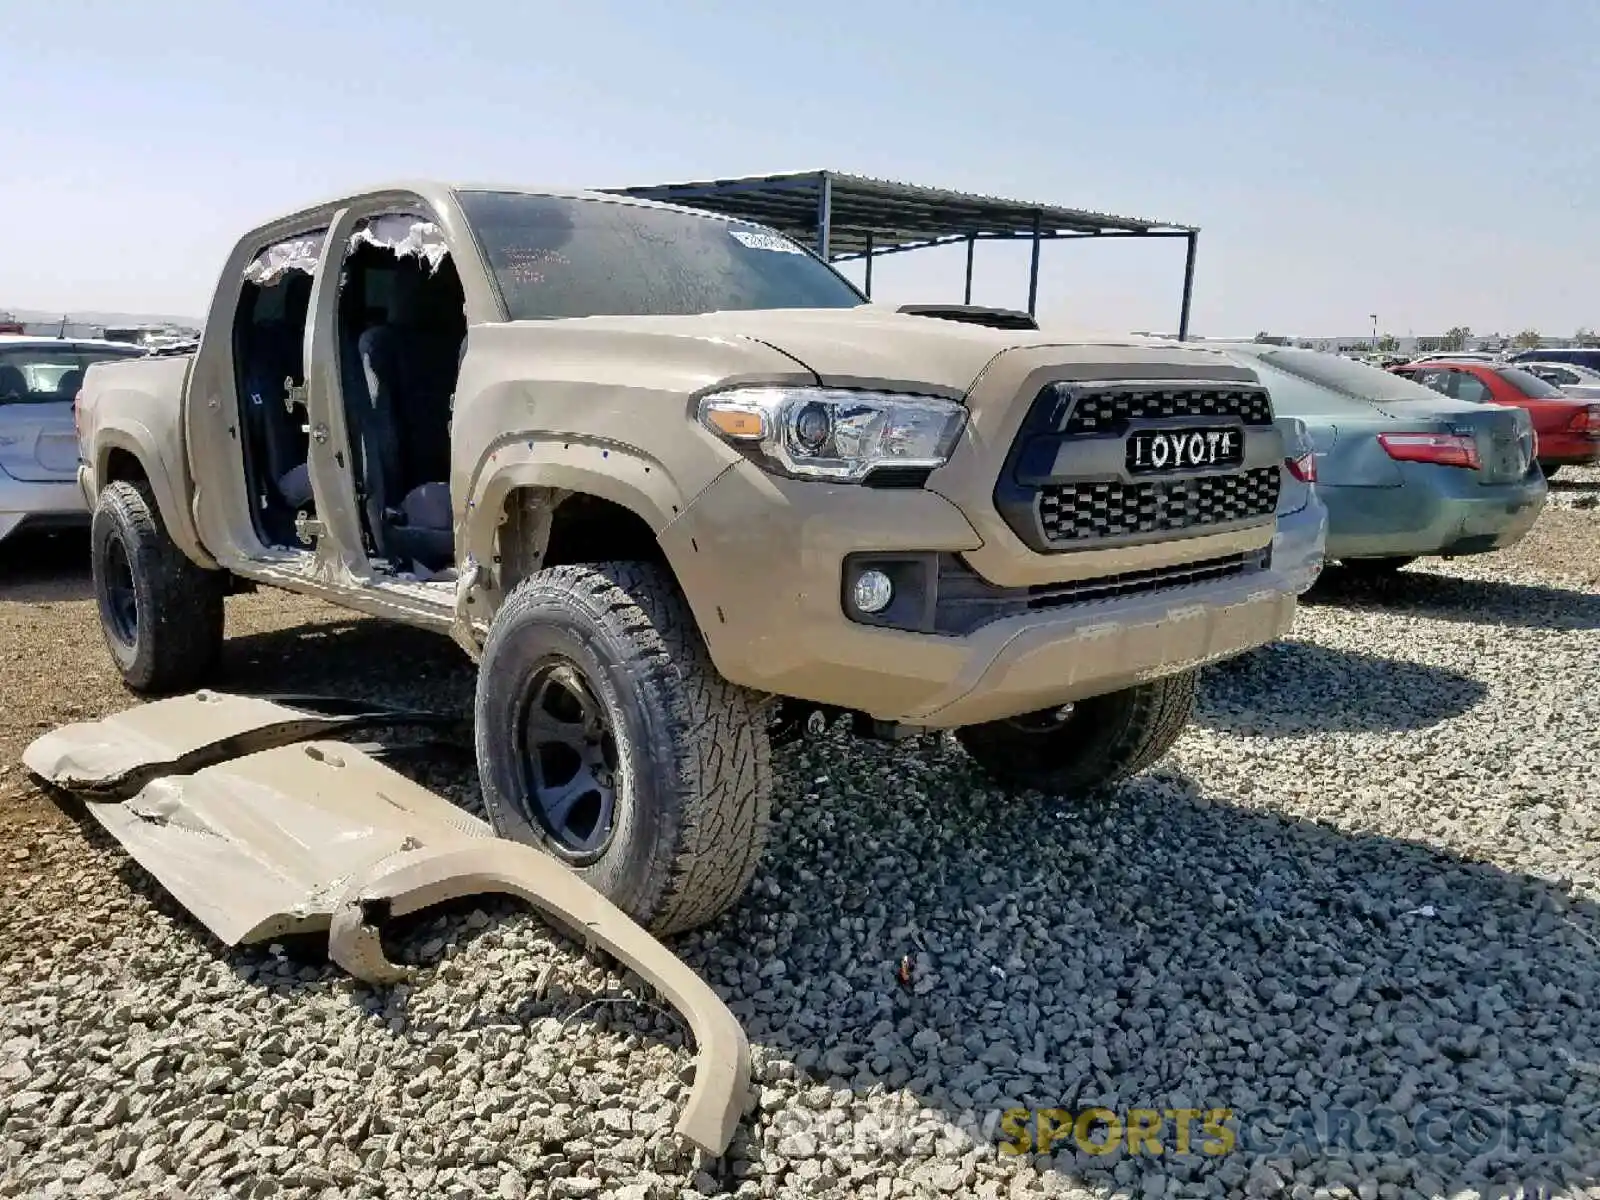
[
  {"left": 532, "top": 306, "right": 1234, "bottom": 398},
  {"left": 679, "top": 305, "right": 1040, "bottom": 394}
]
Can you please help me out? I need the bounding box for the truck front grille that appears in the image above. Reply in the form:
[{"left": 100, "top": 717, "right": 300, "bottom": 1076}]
[
  {"left": 994, "top": 378, "right": 1282, "bottom": 553},
  {"left": 1061, "top": 387, "right": 1275, "bottom": 435},
  {"left": 1037, "top": 467, "right": 1280, "bottom": 545}
]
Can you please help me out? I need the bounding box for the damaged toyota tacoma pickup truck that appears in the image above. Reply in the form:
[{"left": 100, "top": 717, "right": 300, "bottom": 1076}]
[{"left": 75, "top": 182, "right": 1326, "bottom": 935}]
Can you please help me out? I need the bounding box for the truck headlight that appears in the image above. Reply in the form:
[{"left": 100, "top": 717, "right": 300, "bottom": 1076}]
[{"left": 698, "top": 387, "right": 967, "bottom": 483}]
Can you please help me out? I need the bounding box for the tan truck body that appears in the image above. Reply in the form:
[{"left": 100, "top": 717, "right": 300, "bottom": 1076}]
[
  {"left": 71, "top": 180, "right": 1325, "bottom": 941},
  {"left": 78, "top": 182, "right": 1322, "bottom": 724}
]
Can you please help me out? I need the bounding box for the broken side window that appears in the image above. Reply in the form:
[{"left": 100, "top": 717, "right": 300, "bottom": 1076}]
[
  {"left": 348, "top": 214, "right": 451, "bottom": 273},
  {"left": 243, "top": 231, "right": 328, "bottom": 286}
]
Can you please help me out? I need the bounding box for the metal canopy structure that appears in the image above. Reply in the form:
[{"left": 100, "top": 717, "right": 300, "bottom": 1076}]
[{"left": 604, "top": 170, "right": 1201, "bottom": 338}]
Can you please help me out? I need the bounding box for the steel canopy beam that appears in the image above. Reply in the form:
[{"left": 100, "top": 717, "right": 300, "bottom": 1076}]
[{"left": 1179, "top": 232, "right": 1199, "bottom": 342}]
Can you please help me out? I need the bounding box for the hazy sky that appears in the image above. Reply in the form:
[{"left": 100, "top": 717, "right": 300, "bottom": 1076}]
[{"left": 3, "top": 0, "right": 1596, "bottom": 337}]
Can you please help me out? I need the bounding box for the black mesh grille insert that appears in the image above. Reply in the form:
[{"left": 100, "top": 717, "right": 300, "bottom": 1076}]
[
  {"left": 1063, "top": 387, "right": 1274, "bottom": 435},
  {"left": 928, "top": 550, "right": 1267, "bottom": 635},
  {"left": 1038, "top": 467, "right": 1280, "bottom": 544}
]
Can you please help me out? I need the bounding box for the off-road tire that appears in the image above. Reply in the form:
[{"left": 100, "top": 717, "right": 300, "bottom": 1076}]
[
  {"left": 955, "top": 669, "right": 1197, "bottom": 796},
  {"left": 1338, "top": 556, "right": 1417, "bottom": 576},
  {"left": 90, "top": 480, "right": 226, "bottom": 694},
  {"left": 475, "top": 561, "right": 773, "bottom": 935}
]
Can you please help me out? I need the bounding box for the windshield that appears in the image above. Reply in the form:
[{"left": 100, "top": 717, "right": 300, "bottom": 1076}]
[
  {"left": 457, "top": 191, "right": 867, "bottom": 321},
  {"left": 1495, "top": 367, "right": 1565, "bottom": 399},
  {"left": 0, "top": 345, "right": 144, "bottom": 405},
  {"left": 1256, "top": 347, "right": 1447, "bottom": 403}
]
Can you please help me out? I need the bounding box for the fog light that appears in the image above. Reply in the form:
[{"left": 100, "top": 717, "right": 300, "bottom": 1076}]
[{"left": 852, "top": 569, "right": 894, "bottom": 614}]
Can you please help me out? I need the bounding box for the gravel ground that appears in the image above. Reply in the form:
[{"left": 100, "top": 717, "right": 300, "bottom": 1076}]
[{"left": 2, "top": 471, "right": 1598, "bottom": 1200}]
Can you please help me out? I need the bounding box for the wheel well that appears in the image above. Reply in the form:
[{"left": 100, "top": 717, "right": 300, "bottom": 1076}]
[
  {"left": 546, "top": 494, "right": 662, "bottom": 567},
  {"left": 497, "top": 489, "right": 668, "bottom": 592},
  {"left": 102, "top": 447, "right": 149, "bottom": 486}
]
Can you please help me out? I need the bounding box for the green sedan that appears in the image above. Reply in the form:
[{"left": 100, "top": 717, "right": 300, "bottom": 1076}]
[{"left": 1210, "top": 344, "right": 1547, "bottom": 574}]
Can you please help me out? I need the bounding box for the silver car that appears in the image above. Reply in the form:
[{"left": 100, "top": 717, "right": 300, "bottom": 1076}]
[
  {"left": 0, "top": 336, "right": 147, "bottom": 543},
  {"left": 1516, "top": 360, "right": 1600, "bottom": 401},
  {"left": 1210, "top": 343, "right": 1546, "bottom": 573}
]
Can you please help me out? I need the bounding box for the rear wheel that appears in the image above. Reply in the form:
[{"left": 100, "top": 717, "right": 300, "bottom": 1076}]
[
  {"left": 474, "top": 561, "right": 773, "bottom": 935},
  {"left": 1338, "top": 556, "right": 1416, "bottom": 576},
  {"left": 955, "top": 670, "right": 1197, "bottom": 796},
  {"left": 90, "top": 481, "right": 226, "bottom": 694}
]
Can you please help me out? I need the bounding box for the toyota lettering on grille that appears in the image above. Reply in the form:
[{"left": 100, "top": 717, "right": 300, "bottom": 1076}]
[{"left": 1126, "top": 427, "right": 1243, "bottom": 474}]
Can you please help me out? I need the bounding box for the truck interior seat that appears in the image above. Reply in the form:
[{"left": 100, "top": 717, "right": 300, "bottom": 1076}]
[
  {"left": 53, "top": 369, "right": 84, "bottom": 400},
  {"left": 352, "top": 258, "right": 464, "bottom": 573},
  {"left": 0, "top": 366, "right": 26, "bottom": 398}
]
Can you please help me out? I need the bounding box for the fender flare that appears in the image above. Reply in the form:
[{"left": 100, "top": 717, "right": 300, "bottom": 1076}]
[
  {"left": 328, "top": 840, "right": 750, "bottom": 1156},
  {"left": 460, "top": 437, "right": 690, "bottom": 556},
  {"left": 457, "top": 439, "right": 743, "bottom": 673},
  {"left": 93, "top": 422, "right": 217, "bottom": 569}
]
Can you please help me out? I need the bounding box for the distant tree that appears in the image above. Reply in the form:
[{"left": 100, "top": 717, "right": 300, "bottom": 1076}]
[
  {"left": 1377, "top": 333, "right": 1399, "bottom": 353},
  {"left": 1440, "top": 326, "right": 1472, "bottom": 352},
  {"left": 1576, "top": 327, "right": 1599, "bottom": 347},
  {"left": 1512, "top": 329, "right": 1542, "bottom": 350}
]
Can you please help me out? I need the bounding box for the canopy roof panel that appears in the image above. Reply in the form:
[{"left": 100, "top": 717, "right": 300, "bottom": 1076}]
[{"left": 603, "top": 170, "right": 1195, "bottom": 259}]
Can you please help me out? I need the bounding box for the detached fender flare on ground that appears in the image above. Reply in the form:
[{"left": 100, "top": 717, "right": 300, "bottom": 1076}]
[
  {"left": 23, "top": 692, "right": 751, "bottom": 1158},
  {"left": 328, "top": 839, "right": 750, "bottom": 1157}
]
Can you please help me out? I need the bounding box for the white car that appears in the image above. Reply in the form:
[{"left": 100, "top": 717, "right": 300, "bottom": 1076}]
[
  {"left": 1405, "top": 350, "right": 1500, "bottom": 363},
  {"left": 1516, "top": 360, "right": 1600, "bottom": 402},
  {"left": 0, "top": 336, "right": 148, "bottom": 544}
]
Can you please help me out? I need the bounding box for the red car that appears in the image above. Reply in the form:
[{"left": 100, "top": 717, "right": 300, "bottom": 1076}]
[{"left": 1392, "top": 360, "right": 1600, "bottom": 477}]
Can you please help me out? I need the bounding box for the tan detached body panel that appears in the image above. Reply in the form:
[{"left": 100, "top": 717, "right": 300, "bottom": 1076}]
[{"left": 24, "top": 697, "right": 751, "bottom": 1157}]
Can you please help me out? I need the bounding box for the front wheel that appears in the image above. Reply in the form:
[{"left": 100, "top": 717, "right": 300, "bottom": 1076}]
[
  {"left": 474, "top": 561, "right": 774, "bottom": 935},
  {"left": 90, "top": 481, "right": 226, "bottom": 694},
  {"left": 955, "top": 670, "right": 1197, "bottom": 796}
]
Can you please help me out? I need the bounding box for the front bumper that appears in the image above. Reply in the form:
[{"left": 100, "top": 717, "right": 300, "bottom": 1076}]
[
  {"left": 664, "top": 462, "right": 1321, "bottom": 729},
  {"left": 0, "top": 471, "right": 89, "bottom": 543},
  {"left": 1322, "top": 473, "right": 1546, "bottom": 561}
]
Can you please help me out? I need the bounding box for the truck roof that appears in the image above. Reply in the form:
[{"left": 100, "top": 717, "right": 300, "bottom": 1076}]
[{"left": 267, "top": 181, "right": 763, "bottom": 231}]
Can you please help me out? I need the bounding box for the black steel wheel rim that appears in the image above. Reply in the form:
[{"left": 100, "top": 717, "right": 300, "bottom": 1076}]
[
  {"left": 513, "top": 657, "right": 619, "bottom": 861},
  {"left": 103, "top": 535, "right": 138, "bottom": 647}
]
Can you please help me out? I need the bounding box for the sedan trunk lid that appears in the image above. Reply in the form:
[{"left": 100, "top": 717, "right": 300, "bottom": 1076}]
[
  {"left": 1370, "top": 396, "right": 1535, "bottom": 485},
  {"left": 0, "top": 341, "right": 147, "bottom": 480}
]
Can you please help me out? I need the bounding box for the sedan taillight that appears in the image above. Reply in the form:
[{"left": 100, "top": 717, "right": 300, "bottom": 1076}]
[
  {"left": 1285, "top": 451, "right": 1317, "bottom": 483},
  {"left": 1569, "top": 405, "right": 1600, "bottom": 437},
  {"left": 1377, "top": 432, "right": 1481, "bottom": 470}
]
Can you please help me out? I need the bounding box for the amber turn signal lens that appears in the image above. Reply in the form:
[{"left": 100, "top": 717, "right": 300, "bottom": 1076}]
[{"left": 702, "top": 404, "right": 766, "bottom": 440}]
